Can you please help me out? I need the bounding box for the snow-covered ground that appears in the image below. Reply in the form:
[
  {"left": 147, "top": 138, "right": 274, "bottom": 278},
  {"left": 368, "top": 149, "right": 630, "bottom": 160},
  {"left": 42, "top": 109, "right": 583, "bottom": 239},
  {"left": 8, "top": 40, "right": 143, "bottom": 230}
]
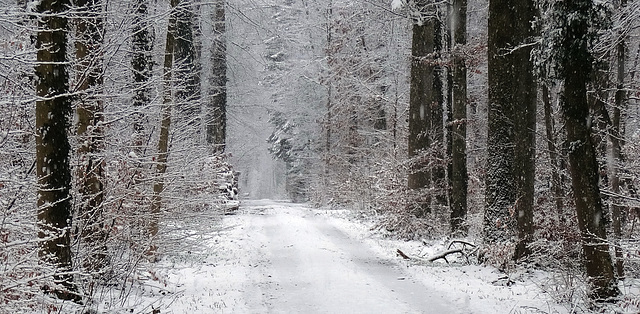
[{"left": 123, "top": 199, "right": 579, "bottom": 313}]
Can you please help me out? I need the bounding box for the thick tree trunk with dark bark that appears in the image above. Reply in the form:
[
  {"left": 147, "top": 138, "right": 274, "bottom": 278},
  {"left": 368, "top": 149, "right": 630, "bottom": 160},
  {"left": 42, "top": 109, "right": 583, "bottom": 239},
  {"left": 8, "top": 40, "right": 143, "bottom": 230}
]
[
  {"left": 174, "top": 0, "right": 201, "bottom": 135},
  {"left": 35, "top": 0, "right": 76, "bottom": 299},
  {"left": 430, "top": 17, "right": 445, "bottom": 211},
  {"left": 131, "top": 0, "right": 154, "bottom": 156},
  {"left": 485, "top": 0, "right": 536, "bottom": 260},
  {"left": 409, "top": 20, "right": 434, "bottom": 216},
  {"left": 207, "top": 0, "right": 227, "bottom": 153},
  {"left": 449, "top": 0, "right": 468, "bottom": 235},
  {"left": 559, "top": 0, "right": 619, "bottom": 300},
  {"left": 408, "top": 7, "right": 443, "bottom": 217}
]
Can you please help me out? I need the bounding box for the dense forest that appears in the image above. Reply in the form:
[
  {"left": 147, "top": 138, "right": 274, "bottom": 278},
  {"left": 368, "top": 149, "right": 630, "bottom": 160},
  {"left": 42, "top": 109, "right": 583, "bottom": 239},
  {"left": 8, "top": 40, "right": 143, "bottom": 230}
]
[{"left": 1, "top": 0, "right": 639, "bottom": 312}]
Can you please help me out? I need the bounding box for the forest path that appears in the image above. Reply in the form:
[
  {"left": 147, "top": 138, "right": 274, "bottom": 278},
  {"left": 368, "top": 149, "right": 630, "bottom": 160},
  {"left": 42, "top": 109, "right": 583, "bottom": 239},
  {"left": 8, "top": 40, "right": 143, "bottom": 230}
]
[{"left": 163, "top": 199, "right": 456, "bottom": 313}]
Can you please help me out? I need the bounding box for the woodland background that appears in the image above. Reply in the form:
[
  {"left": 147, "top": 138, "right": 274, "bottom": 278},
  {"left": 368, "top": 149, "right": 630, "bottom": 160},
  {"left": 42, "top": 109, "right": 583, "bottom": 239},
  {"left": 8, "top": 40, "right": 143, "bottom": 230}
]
[{"left": 1, "top": 0, "right": 640, "bottom": 312}]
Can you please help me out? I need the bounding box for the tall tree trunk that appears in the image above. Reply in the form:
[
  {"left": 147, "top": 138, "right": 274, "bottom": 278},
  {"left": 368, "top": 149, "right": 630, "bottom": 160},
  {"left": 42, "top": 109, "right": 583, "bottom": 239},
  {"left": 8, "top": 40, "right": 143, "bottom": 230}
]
[
  {"left": 408, "top": 5, "right": 440, "bottom": 217},
  {"left": 74, "top": 0, "right": 107, "bottom": 273},
  {"left": 449, "top": 0, "right": 468, "bottom": 235},
  {"left": 35, "top": 0, "right": 76, "bottom": 299},
  {"left": 129, "top": 0, "right": 154, "bottom": 261},
  {"left": 431, "top": 17, "right": 446, "bottom": 210},
  {"left": 149, "top": 0, "right": 177, "bottom": 260},
  {"left": 542, "top": 83, "right": 564, "bottom": 218},
  {"left": 323, "top": 2, "right": 333, "bottom": 200},
  {"left": 485, "top": 0, "right": 536, "bottom": 260},
  {"left": 174, "top": 0, "right": 201, "bottom": 133},
  {"left": 445, "top": 2, "right": 453, "bottom": 222},
  {"left": 609, "top": 0, "right": 628, "bottom": 279},
  {"left": 559, "top": 0, "right": 619, "bottom": 300},
  {"left": 131, "top": 0, "right": 154, "bottom": 157},
  {"left": 206, "top": 0, "right": 227, "bottom": 153},
  {"left": 588, "top": 63, "right": 611, "bottom": 207}
]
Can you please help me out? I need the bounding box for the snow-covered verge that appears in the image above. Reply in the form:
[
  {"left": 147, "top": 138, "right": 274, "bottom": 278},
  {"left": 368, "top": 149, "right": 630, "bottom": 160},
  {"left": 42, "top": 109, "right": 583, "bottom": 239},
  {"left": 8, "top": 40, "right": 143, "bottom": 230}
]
[
  {"left": 48, "top": 199, "right": 636, "bottom": 313},
  {"left": 320, "top": 208, "right": 640, "bottom": 314},
  {"left": 317, "top": 210, "right": 564, "bottom": 313}
]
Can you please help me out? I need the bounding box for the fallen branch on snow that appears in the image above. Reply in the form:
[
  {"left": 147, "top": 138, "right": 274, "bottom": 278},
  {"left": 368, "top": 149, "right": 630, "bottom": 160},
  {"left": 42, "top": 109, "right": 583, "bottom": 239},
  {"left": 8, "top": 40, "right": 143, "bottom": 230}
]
[
  {"left": 426, "top": 248, "right": 465, "bottom": 263},
  {"left": 397, "top": 240, "right": 478, "bottom": 264},
  {"left": 396, "top": 249, "right": 410, "bottom": 260}
]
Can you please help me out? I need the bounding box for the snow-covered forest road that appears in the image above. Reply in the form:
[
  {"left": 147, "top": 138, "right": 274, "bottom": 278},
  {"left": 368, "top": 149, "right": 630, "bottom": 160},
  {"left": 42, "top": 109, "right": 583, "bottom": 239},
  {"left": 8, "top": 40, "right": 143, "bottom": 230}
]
[
  {"left": 138, "top": 199, "right": 577, "bottom": 314},
  {"left": 158, "top": 200, "right": 455, "bottom": 313}
]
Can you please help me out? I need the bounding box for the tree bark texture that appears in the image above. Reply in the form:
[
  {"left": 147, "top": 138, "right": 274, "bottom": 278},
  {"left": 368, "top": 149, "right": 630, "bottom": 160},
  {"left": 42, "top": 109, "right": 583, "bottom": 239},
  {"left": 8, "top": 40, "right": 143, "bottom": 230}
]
[
  {"left": 609, "top": 0, "right": 627, "bottom": 279},
  {"left": 485, "top": 0, "right": 536, "bottom": 260},
  {"left": 559, "top": 0, "right": 619, "bottom": 300},
  {"left": 445, "top": 5, "right": 453, "bottom": 225},
  {"left": 587, "top": 63, "right": 610, "bottom": 200},
  {"left": 408, "top": 9, "right": 443, "bottom": 217},
  {"left": 174, "top": 0, "right": 201, "bottom": 130},
  {"left": 542, "top": 83, "right": 565, "bottom": 217},
  {"left": 324, "top": 4, "right": 333, "bottom": 198},
  {"left": 35, "top": 0, "right": 76, "bottom": 299},
  {"left": 430, "top": 17, "right": 445, "bottom": 211},
  {"left": 206, "top": 0, "right": 227, "bottom": 153},
  {"left": 74, "top": 0, "right": 107, "bottom": 272},
  {"left": 149, "top": 0, "right": 177, "bottom": 259},
  {"left": 449, "top": 0, "right": 469, "bottom": 235},
  {"left": 131, "top": 0, "right": 154, "bottom": 156}
]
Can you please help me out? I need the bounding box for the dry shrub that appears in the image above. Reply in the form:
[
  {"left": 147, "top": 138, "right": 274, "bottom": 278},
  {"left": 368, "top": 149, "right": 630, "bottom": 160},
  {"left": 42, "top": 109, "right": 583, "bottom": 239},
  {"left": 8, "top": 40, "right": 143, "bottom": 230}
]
[
  {"left": 477, "top": 241, "right": 516, "bottom": 272},
  {"left": 375, "top": 213, "right": 443, "bottom": 240}
]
